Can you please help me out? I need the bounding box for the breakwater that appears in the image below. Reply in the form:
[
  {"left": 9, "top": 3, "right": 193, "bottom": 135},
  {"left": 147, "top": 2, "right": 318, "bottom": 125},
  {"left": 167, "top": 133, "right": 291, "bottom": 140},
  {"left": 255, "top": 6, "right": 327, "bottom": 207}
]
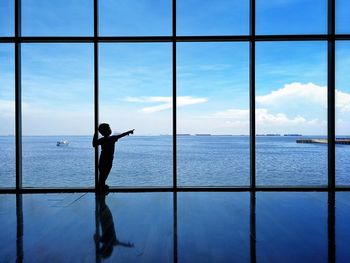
[{"left": 296, "top": 139, "right": 350, "bottom": 145}]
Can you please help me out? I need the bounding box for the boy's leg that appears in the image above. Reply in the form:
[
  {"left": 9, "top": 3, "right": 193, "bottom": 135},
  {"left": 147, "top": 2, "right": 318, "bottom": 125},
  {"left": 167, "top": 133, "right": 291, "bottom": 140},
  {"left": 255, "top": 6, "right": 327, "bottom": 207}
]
[
  {"left": 98, "top": 166, "right": 106, "bottom": 193},
  {"left": 99, "top": 165, "right": 112, "bottom": 192}
]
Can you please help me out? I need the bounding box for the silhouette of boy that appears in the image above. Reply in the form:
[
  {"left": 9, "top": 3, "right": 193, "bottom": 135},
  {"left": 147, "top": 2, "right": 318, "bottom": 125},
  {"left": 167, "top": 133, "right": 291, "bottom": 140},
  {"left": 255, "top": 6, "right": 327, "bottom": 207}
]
[
  {"left": 93, "top": 123, "right": 134, "bottom": 192},
  {"left": 94, "top": 195, "right": 134, "bottom": 259}
]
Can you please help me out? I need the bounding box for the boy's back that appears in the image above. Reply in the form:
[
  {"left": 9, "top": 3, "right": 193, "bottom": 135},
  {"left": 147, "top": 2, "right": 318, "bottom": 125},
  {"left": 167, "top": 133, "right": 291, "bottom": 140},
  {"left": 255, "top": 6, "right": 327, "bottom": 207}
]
[
  {"left": 97, "top": 136, "right": 119, "bottom": 161},
  {"left": 93, "top": 123, "right": 134, "bottom": 192}
]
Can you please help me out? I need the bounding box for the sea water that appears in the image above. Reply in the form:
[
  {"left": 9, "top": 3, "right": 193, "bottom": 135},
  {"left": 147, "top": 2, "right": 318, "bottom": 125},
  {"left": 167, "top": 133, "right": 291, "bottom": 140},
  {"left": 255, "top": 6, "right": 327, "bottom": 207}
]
[{"left": 0, "top": 136, "right": 349, "bottom": 187}]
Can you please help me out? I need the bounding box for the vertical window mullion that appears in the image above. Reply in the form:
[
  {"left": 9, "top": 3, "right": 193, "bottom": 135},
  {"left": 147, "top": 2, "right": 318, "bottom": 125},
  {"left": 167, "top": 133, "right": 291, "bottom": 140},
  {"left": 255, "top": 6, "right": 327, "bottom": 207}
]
[
  {"left": 250, "top": 0, "right": 256, "bottom": 189},
  {"left": 172, "top": 0, "right": 177, "bottom": 190},
  {"left": 328, "top": 0, "right": 336, "bottom": 189},
  {"left": 94, "top": 0, "right": 99, "bottom": 190},
  {"left": 15, "top": 0, "right": 22, "bottom": 191}
]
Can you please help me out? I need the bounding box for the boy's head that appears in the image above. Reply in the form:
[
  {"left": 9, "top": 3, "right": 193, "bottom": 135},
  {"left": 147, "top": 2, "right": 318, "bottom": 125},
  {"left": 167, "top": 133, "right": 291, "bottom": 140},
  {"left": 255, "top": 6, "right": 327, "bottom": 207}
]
[{"left": 98, "top": 123, "right": 111, "bottom": 136}]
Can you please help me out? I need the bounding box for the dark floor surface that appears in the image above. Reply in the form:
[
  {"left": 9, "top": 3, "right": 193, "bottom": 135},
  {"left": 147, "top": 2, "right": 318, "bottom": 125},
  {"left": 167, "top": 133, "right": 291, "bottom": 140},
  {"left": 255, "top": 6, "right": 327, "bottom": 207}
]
[{"left": 1, "top": 192, "right": 349, "bottom": 263}]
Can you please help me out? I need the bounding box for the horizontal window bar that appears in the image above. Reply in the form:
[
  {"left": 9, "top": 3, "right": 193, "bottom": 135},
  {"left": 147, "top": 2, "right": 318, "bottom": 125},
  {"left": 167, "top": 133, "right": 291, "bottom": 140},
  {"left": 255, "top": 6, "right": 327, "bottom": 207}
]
[
  {"left": 2, "top": 186, "right": 350, "bottom": 194},
  {"left": 2, "top": 34, "right": 350, "bottom": 44}
]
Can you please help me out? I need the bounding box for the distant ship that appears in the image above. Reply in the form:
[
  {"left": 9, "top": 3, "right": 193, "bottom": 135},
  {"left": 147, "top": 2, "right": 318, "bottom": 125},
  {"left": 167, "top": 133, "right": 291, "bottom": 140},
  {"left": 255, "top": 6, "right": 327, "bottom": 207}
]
[{"left": 56, "top": 140, "right": 69, "bottom": 146}]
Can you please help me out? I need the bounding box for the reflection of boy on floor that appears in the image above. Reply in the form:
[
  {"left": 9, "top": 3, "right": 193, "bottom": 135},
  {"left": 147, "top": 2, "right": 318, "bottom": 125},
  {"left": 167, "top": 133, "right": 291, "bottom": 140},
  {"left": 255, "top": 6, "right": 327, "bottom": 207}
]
[
  {"left": 94, "top": 195, "right": 134, "bottom": 259},
  {"left": 93, "top": 123, "right": 134, "bottom": 192}
]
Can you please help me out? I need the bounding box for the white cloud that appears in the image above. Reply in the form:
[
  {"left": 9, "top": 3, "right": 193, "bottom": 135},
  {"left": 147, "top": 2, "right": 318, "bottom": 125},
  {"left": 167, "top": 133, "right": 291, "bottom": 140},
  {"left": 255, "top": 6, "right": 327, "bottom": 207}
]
[
  {"left": 210, "top": 107, "right": 325, "bottom": 134},
  {"left": 177, "top": 97, "right": 208, "bottom": 107},
  {"left": 256, "top": 82, "right": 327, "bottom": 106},
  {"left": 22, "top": 106, "right": 93, "bottom": 135},
  {"left": 0, "top": 100, "right": 31, "bottom": 117},
  {"left": 124, "top": 96, "right": 208, "bottom": 113},
  {"left": 2, "top": 82, "right": 349, "bottom": 135},
  {"left": 255, "top": 109, "right": 320, "bottom": 126},
  {"left": 141, "top": 103, "right": 172, "bottom": 113},
  {"left": 100, "top": 106, "right": 172, "bottom": 135},
  {"left": 212, "top": 108, "right": 318, "bottom": 125},
  {"left": 0, "top": 100, "right": 15, "bottom": 117},
  {"left": 212, "top": 109, "right": 249, "bottom": 119},
  {"left": 0, "top": 100, "right": 15, "bottom": 135},
  {"left": 336, "top": 90, "right": 350, "bottom": 112},
  {"left": 256, "top": 82, "right": 350, "bottom": 113},
  {"left": 125, "top": 96, "right": 171, "bottom": 103}
]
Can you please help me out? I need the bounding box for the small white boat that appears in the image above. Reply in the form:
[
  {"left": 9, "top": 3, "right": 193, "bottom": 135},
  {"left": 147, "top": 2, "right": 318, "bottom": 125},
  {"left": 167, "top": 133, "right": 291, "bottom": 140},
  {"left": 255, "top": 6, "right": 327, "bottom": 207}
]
[{"left": 56, "top": 140, "right": 69, "bottom": 146}]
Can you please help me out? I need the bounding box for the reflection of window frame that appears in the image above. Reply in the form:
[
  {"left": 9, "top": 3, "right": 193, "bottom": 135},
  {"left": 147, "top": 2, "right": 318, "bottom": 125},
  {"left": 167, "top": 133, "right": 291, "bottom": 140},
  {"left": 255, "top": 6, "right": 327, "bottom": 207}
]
[
  {"left": 1, "top": 0, "right": 348, "bottom": 192},
  {"left": 13, "top": 191, "right": 336, "bottom": 261}
]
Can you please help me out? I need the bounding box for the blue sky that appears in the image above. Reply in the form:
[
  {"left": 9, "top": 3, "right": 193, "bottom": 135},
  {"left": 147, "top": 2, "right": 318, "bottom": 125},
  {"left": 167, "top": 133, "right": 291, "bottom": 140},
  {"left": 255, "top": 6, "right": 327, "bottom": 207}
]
[{"left": 0, "top": 0, "right": 350, "bottom": 135}]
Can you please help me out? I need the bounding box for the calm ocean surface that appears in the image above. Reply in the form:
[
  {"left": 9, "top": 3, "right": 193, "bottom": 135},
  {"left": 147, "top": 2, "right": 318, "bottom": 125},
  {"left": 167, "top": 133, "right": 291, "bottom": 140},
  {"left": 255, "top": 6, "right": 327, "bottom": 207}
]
[{"left": 0, "top": 135, "right": 349, "bottom": 187}]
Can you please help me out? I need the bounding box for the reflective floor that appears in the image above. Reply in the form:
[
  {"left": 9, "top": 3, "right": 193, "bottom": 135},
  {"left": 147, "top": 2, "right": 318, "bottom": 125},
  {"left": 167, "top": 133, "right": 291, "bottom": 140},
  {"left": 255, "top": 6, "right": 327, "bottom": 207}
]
[{"left": 0, "top": 192, "right": 349, "bottom": 263}]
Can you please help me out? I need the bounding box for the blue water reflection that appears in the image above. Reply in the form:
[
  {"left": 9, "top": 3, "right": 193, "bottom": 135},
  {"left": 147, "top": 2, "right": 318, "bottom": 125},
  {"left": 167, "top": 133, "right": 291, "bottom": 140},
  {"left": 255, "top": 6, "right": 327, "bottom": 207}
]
[{"left": 1, "top": 192, "right": 350, "bottom": 262}]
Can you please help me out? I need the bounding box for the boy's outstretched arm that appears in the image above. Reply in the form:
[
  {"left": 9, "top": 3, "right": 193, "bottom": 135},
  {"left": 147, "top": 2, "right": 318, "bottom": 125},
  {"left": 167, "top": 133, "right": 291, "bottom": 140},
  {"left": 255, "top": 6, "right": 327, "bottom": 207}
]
[
  {"left": 116, "top": 240, "right": 134, "bottom": 248},
  {"left": 112, "top": 129, "right": 134, "bottom": 141}
]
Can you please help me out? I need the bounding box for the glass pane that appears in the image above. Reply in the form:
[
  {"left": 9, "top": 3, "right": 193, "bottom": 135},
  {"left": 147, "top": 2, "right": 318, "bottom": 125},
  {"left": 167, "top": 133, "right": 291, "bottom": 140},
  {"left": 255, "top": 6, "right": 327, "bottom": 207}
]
[
  {"left": 256, "top": 42, "right": 327, "bottom": 186},
  {"left": 0, "top": 0, "right": 14, "bottom": 36},
  {"left": 0, "top": 44, "right": 15, "bottom": 188},
  {"left": 336, "top": 192, "right": 350, "bottom": 261},
  {"left": 177, "top": 0, "right": 249, "bottom": 36},
  {"left": 99, "top": 43, "right": 172, "bottom": 187},
  {"left": 178, "top": 193, "right": 250, "bottom": 261},
  {"left": 23, "top": 194, "right": 95, "bottom": 259},
  {"left": 335, "top": 42, "right": 350, "bottom": 185},
  {"left": 22, "top": 0, "right": 93, "bottom": 36},
  {"left": 177, "top": 42, "right": 249, "bottom": 186},
  {"left": 256, "top": 193, "right": 327, "bottom": 262},
  {"left": 21, "top": 193, "right": 173, "bottom": 261},
  {"left": 0, "top": 195, "right": 16, "bottom": 261},
  {"left": 22, "top": 44, "right": 94, "bottom": 188},
  {"left": 256, "top": 0, "right": 327, "bottom": 35},
  {"left": 336, "top": 0, "right": 350, "bottom": 33},
  {"left": 99, "top": 0, "right": 171, "bottom": 36}
]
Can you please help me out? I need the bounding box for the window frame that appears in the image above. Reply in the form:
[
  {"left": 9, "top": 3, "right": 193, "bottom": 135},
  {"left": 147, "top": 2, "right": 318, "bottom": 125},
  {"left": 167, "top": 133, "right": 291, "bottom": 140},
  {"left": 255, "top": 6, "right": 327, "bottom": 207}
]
[{"left": 0, "top": 0, "right": 348, "bottom": 192}]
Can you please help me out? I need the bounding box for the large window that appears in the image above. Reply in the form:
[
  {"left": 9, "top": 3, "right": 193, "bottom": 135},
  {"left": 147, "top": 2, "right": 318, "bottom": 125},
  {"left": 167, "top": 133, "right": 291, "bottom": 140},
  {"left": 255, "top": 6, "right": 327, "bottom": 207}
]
[
  {"left": 0, "top": 0, "right": 14, "bottom": 36},
  {"left": 0, "top": 195, "right": 16, "bottom": 260},
  {"left": 99, "top": 43, "right": 172, "bottom": 187},
  {"left": 256, "top": 0, "right": 327, "bottom": 35},
  {"left": 21, "top": 44, "right": 94, "bottom": 188},
  {"left": 99, "top": 0, "right": 171, "bottom": 36},
  {"left": 178, "top": 192, "right": 250, "bottom": 261},
  {"left": 0, "top": 0, "right": 348, "bottom": 190},
  {"left": 336, "top": 0, "right": 350, "bottom": 34},
  {"left": 22, "top": 0, "right": 93, "bottom": 36},
  {"left": 0, "top": 44, "right": 15, "bottom": 188},
  {"left": 177, "top": 0, "right": 249, "bottom": 35},
  {"left": 336, "top": 42, "right": 350, "bottom": 186},
  {"left": 256, "top": 42, "right": 327, "bottom": 186},
  {"left": 177, "top": 42, "right": 249, "bottom": 186},
  {"left": 256, "top": 192, "right": 328, "bottom": 261}
]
